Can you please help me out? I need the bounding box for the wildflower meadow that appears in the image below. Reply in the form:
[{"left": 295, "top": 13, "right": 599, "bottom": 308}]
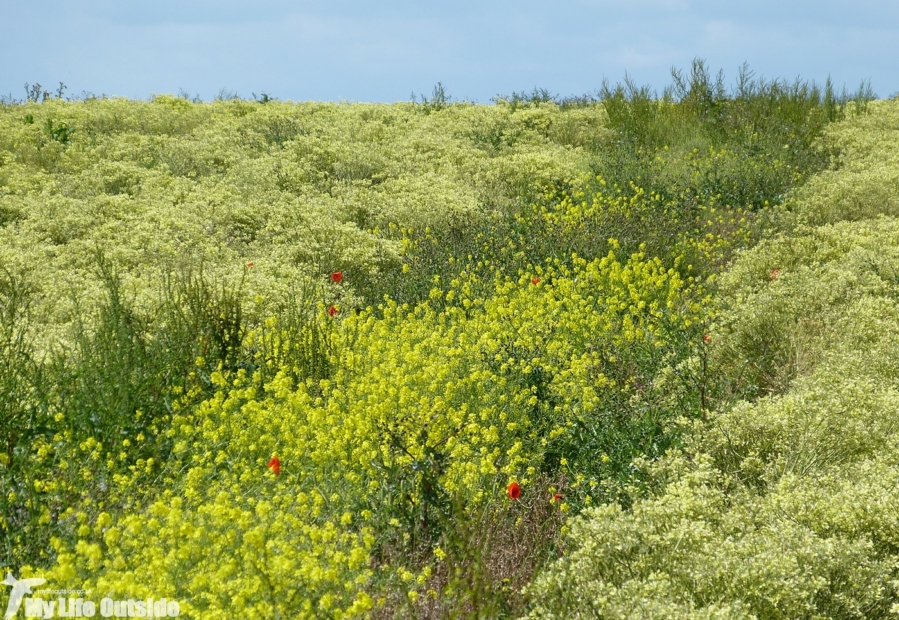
[{"left": 1, "top": 62, "right": 896, "bottom": 617}]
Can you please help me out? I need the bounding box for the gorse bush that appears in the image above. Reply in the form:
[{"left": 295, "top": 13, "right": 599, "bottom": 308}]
[{"left": 0, "top": 64, "right": 882, "bottom": 617}]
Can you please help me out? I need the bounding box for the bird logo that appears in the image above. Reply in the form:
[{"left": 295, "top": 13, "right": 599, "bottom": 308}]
[{"left": 3, "top": 573, "right": 46, "bottom": 620}]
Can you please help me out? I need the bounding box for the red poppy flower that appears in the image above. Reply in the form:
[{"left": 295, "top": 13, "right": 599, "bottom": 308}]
[
  {"left": 331, "top": 271, "right": 343, "bottom": 284},
  {"left": 703, "top": 334, "right": 711, "bottom": 344},
  {"left": 770, "top": 269, "right": 780, "bottom": 280},
  {"left": 246, "top": 262, "right": 254, "bottom": 268},
  {"left": 553, "top": 493, "right": 563, "bottom": 502},
  {"left": 507, "top": 481, "right": 521, "bottom": 500},
  {"left": 267, "top": 457, "right": 280, "bottom": 476},
  {"left": 328, "top": 305, "right": 339, "bottom": 317},
  {"left": 531, "top": 277, "right": 540, "bottom": 285}
]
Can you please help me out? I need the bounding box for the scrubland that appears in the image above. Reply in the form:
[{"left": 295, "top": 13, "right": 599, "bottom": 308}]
[{"left": 1, "top": 64, "right": 895, "bottom": 617}]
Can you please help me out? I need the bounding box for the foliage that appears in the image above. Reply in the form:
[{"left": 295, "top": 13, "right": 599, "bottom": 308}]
[
  {"left": 0, "top": 65, "right": 881, "bottom": 617},
  {"left": 377, "top": 62, "right": 852, "bottom": 315},
  {"left": 527, "top": 103, "right": 899, "bottom": 619},
  {"left": 39, "top": 247, "right": 705, "bottom": 618},
  {"left": 777, "top": 99, "right": 899, "bottom": 228}
]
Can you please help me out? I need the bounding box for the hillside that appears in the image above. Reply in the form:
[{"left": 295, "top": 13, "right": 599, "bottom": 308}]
[{"left": 0, "top": 68, "right": 890, "bottom": 618}]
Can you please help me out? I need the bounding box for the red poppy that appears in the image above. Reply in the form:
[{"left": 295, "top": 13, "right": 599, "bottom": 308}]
[
  {"left": 531, "top": 277, "right": 540, "bottom": 285},
  {"left": 770, "top": 269, "right": 780, "bottom": 280},
  {"left": 331, "top": 271, "right": 343, "bottom": 284},
  {"left": 507, "top": 481, "right": 521, "bottom": 500},
  {"left": 703, "top": 334, "right": 711, "bottom": 344},
  {"left": 246, "top": 262, "right": 254, "bottom": 268},
  {"left": 553, "top": 493, "right": 563, "bottom": 502},
  {"left": 328, "top": 305, "right": 339, "bottom": 317},
  {"left": 267, "top": 457, "right": 280, "bottom": 476}
]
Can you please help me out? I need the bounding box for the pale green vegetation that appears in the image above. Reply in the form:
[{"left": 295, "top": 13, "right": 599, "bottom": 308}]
[
  {"left": 0, "top": 62, "right": 891, "bottom": 617},
  {"left": 527, "top": 100, "right": 899, "bottom": 618},
  {"left": 0, "top": 94, "right": 600, "bottom": 351},
  {"left": 779, "top": 100, "right": 899, "bottom": 227}
]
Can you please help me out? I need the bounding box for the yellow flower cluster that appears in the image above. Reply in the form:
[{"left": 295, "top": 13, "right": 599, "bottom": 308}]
[
  {"left": 529, "top": 169, "right": 754, "bottom": 278},
  {"left": 42, "top": 244, "right": 702, "bottom": 616},
  {"left": 47, "top": 370, "right": 375, "bottom": 618}
]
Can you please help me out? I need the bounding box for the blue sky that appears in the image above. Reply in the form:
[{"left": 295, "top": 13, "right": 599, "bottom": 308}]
[{"left": 2, "top": 1, "right": 897, "bottom": 103}]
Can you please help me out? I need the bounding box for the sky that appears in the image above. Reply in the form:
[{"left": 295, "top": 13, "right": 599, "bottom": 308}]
[{"left": 1, "top": 0, "right": 897, "bottom": 103}]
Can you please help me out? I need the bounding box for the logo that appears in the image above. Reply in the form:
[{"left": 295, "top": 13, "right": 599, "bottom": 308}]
[
  {"left": 2, "top": 573, "right": 179, "bottom": 618},
  {"left": 3, "top": 574, "right": 46, "bottom": 620}
]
